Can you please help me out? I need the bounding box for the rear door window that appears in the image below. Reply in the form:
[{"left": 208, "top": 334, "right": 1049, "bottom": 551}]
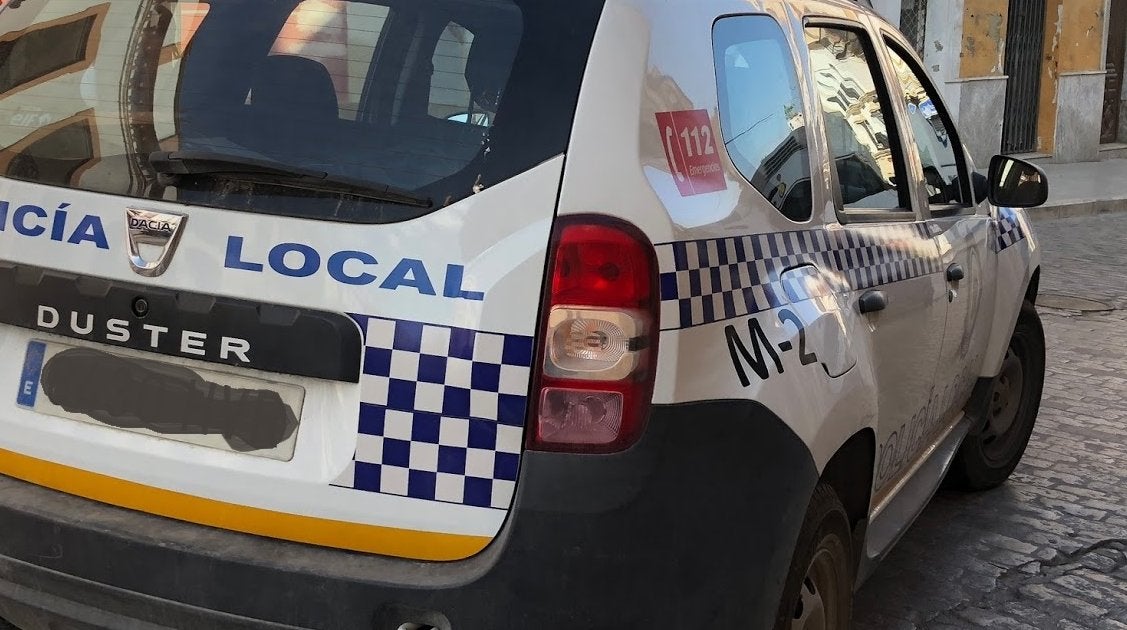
[
  {"left": 804, "top": 25, "right": 913, "bottom": 217},
  {"left": 0, "top": 0, "right": 605, "bottom": 223}
]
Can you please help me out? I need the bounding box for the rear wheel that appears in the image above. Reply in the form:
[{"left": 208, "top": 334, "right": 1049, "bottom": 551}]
[
  {"left": 948, "top": 302, "right": 1045, "bottom": 490},
  {"left": 776, "top": 484, "right": 853, "bottom": 630}
]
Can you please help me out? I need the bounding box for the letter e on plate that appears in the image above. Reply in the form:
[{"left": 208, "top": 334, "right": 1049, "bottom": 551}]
[{"left": 656, "top": 109, "right": 726, "bottom": 197}]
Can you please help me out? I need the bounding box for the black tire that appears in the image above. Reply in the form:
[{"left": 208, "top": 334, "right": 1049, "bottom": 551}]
[
  {"left": 775, "top": 484, "right": 854, "bottom": 630},
  {"left": 947, "top": 301, "right": 1045, "bottom": 490}
]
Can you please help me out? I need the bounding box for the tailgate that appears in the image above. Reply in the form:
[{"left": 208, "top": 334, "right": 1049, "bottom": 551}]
[{"left": 0, "top": 0, "right": 602, "bottom": 560}]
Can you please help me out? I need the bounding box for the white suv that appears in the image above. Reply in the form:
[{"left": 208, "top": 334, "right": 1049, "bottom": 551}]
[{"left": 0, "top": 0, "right": 1046, "bottom": 628}]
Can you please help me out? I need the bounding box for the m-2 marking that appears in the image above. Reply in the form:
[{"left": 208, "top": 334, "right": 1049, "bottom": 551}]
[{"left": 725, "top": 308, "right": 822, "bottom": 386}]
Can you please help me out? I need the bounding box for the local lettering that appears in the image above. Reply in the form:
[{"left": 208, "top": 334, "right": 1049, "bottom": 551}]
[
  {"left": 36, "top": 305, "right": 251, "bottom": 363},
  {"left": 224, "top": 235, "right": 486, "bottom": 301}
]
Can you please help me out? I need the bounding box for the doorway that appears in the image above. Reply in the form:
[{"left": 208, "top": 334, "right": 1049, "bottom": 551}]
[
  {"left": 1102, "top": 0, "right": 1127, "bottom": 143},
  {"left": 1001, "top": 0, "right": 1047, "bottom": 154}
]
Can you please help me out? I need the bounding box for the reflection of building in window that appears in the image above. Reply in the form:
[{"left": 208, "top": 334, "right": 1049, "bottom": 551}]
[
  {"left": 429, "top": 23, "right": 477, "bottom": 121},
  {"left": 273, "top": 0, "right": 349, "bottom": 103},
  {"left": 0, "top": 110, "right": 98, "bottom": 186},
  {"left": 807, "top": 29, "right": 896, "bottom": 188},
  {"left": 785, "top": 105, "right": 805, "bottom": 131},
  {"left": 891, "top": 55, "right": 948, "bottom": 145},
  {"left": 158, "top": 3, "right": 210, "bottom": 64},
  {"left": 0, "top": 3, "right": 108, "bottom": 96},
  {"left": 270, "top": 0, "right": 390, "bottom": 120}
]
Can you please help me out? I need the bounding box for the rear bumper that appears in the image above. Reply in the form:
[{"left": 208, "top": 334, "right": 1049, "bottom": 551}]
[{"left": 0, "top": 400, "right": 817, "bottom": 630}]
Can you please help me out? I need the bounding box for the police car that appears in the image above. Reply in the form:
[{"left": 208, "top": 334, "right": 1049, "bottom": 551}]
[{"left": 0, "top": 0, "right": 1046, "bottom": 628}]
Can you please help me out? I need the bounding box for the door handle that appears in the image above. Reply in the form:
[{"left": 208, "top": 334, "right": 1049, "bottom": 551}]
[
  {"left": 947, "top": 263, "right": 966, "bottom": 282},
  {"left": 858, "top": 290, "right": 887, "bottom": 314}
]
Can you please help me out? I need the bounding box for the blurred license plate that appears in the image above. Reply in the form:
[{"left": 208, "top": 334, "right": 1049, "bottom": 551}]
[{"left": 16, "top": 340, "right": 305, "bottom": 461}]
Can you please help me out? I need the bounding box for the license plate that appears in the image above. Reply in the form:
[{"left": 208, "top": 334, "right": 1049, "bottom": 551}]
[{"left": 16, "top": 340, "right": 305, "bottom": 461}]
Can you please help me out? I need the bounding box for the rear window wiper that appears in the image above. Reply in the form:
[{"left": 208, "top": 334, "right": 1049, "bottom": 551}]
[{"left": 149, "top": 151, "right": 433, "bottom": 209}]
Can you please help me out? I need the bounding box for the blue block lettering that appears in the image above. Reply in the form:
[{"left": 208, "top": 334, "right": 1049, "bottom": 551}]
[
  {"left": 16, "top": 341, "right": 46, "bottom": 408},
  {"left": 67, "top": 215, "right": 109, "bottom": 249},
  {"left": 13, "top": 205, "right": 46, "bottom": 237},
  {"left": 379, "top": 258, "right": 436, "bottom": 296},
  {"left": 270, "top": 242, "right": 320, "bottom": 278},
  {"left": 328, "top": 250, "right": 378, "bottom": 286},
  {"left": 224, "top": 236, "right": 264, "bottom": 272},
  {"left": 443, "top": 265, "right": 485, "bottom": 301},
  {"left": 0, "top": 200, "right": 8, "bottom": 231},
  {"left": 50, "top": 208, "right": 68, "bottom": 241}
]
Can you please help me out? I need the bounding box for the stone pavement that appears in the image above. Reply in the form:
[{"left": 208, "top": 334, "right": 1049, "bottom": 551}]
[
  {"left": 853, "top": 213, "right": 1127, "bottom": 628},
  {"left": 1033, "top": 160, "right": 1127, "bottom": 220}
]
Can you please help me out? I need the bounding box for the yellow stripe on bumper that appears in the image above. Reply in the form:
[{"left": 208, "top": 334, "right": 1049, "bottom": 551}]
[{"left": 0, "top": 447, "right": 491, "bottom": 561}]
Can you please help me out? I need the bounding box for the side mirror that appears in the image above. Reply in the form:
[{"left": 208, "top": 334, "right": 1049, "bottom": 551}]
[{"left": 988, "top": 155, "right": 1049, "bottom": 208}]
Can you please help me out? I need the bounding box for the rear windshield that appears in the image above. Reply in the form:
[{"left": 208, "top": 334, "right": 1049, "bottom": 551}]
[{"left": 0, "top": 0, "right": 603, "bottom": 222}]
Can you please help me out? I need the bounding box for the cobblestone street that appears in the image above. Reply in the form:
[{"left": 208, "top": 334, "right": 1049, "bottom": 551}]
[{"left": 854, "top": 213, "right": 1127, "bottom": 628}]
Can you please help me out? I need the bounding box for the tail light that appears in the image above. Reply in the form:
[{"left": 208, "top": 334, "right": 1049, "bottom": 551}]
[{"left": 528, "top": 216, "right": 659, "bottom": 453}]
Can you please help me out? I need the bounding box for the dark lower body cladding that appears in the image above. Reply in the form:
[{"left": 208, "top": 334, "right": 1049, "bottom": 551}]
[{"left": 0, "top": 400, "right": 817, "bottom": 630}]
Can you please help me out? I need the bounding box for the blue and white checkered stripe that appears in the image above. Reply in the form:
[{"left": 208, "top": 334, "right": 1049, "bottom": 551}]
[
  {"left": 333, "top": 315, "right": 534, "bottom": 510},
  {"left": 995, "top": 207, "right": 1028, "bottom": 252},
  {"left": 658, "top": 223, "right": 943, "bottom": 329}
]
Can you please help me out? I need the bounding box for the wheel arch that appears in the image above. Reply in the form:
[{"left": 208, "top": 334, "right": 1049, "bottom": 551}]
[
  {"left": 1025, "top": 266, "right": 1041, "bottom": 305},
  {"left": 819, "top": 428, "right": 876, "bottom": 535}
]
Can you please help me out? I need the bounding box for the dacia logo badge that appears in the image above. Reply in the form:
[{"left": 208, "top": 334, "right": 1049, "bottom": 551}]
[{"left": 126, "top": 208, "right": 186, "bottom": 277}]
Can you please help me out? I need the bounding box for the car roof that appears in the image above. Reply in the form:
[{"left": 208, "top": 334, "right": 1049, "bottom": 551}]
[{"left": 615, "top": 0, "right": 885, "bottom": 23}]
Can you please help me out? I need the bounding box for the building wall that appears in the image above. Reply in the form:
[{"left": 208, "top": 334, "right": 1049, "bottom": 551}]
[
  {"left": 1052, "top": 0, "right": 1107, "bottom": 161},
  {"left": 953, "top": 0, "right": 1008, "bottom": 166},
  {"left": 1036, "top": 0, "right": 1064, "bottom": 154},
  {"left": 872, "top": 0, "right": 1112, "bottom": 162},
  {"left": 959, "top": 0, "right": 1008, "bottom": 78}
]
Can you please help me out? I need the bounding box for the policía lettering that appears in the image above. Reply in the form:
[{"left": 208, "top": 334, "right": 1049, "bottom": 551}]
[
  {"left": 0, "top": 201, "right": 108, "bottom": 249},
  {"left": 36, "top": 305, "right": 251, "bottom": 363},
  {"left": 224, "top": 235, "right": 486, "bottom": 301}
]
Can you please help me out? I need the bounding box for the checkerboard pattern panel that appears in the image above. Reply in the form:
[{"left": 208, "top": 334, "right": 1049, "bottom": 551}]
[
  {"left": 334, "top": 316, "right": 534, "bottom": 510},
  {"left": 995, "top": 208, "right": 1028, "bottom": 252},
  {"left": 658, "top": 223, "right": 944, "bottom": 329}
]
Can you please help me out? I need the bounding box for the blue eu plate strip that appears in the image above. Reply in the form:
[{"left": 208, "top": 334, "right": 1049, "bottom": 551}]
[{"left": 16, "top": 341, "right": 46, "bottom": 408}]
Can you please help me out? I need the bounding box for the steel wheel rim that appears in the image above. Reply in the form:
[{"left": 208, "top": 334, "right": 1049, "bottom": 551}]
[
  {"left": 982, "top": 343, "right": 1027, "bottom": 464},
  {"left": 791, "top": 546, "right": 842, "bottom": 630}
]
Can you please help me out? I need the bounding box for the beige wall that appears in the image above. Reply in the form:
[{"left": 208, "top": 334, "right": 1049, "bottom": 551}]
[
  {"left": 1037, "top": 0, "right": 1065, "bottom": 153},
  {"left": 959, "top": 0, "right": 1008, "bottom": 78},
  {"left": 1057, "top": 0, "right": 1107, "bottom": 73},
  {"left": 1036, "top": 0, "right": 1107, "bottom": 153}
]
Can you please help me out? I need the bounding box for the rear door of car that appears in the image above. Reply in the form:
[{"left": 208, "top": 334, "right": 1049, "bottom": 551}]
[{"left": 0, "top": 0, "right": 602, "bottom": 561}]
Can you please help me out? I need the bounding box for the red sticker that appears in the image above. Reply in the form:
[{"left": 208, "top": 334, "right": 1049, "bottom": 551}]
[{"left": 656, "top": 109, "right": 726, "bottom": 197}]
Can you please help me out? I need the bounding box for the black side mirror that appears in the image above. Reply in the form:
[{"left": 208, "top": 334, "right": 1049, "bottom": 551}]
[{"left": 988, "top": 155, "right": 1049, "bottom": 208}]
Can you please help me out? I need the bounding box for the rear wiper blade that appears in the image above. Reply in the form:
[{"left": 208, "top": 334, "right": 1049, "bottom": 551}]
[{"left": 149, "top": 151, "right": 433, "bottom": 209}]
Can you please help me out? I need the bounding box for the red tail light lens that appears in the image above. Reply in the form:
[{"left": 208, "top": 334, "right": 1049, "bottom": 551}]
[{"left": 528, "top": 216, "right": 659, "bottom": 453}]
